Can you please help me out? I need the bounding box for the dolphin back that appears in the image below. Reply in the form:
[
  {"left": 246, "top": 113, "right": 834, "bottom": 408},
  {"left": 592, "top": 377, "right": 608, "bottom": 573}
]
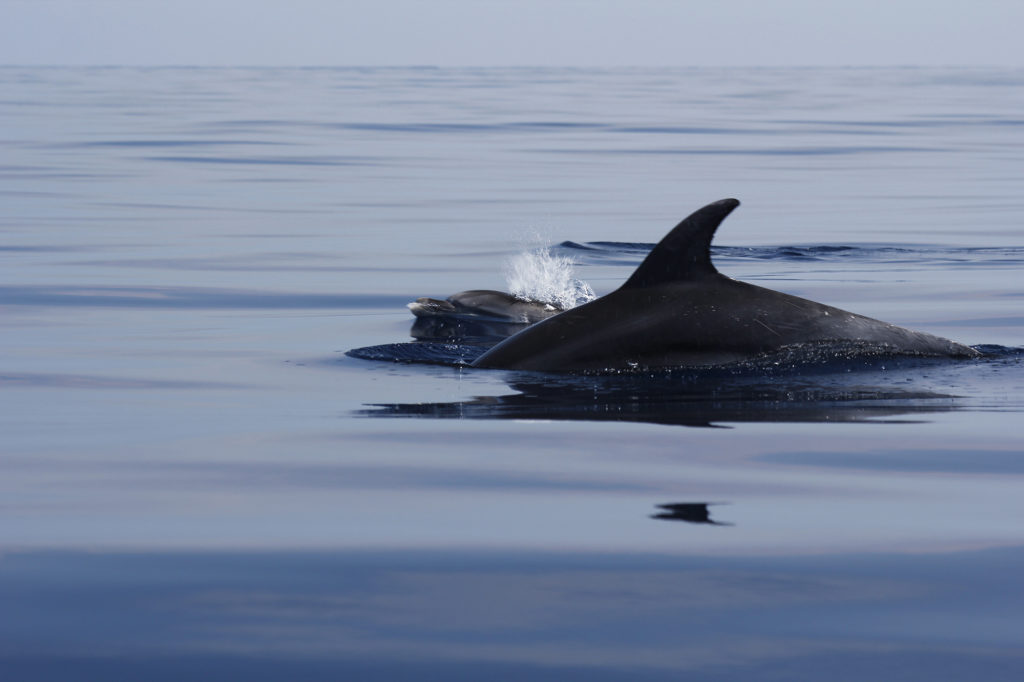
[{"left": 471, "top": 198, "right": 979, "bottom": 372}]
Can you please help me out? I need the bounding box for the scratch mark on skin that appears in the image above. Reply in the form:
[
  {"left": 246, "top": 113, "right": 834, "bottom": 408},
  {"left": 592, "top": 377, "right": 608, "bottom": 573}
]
[{"left": 754, "top": 318, "right": 783, "bottom": 337}]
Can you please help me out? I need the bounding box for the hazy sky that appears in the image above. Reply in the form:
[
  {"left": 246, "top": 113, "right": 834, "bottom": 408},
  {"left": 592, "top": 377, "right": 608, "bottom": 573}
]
[{"left": 2, "top": 0, "right": 1023, "bottom": 67}]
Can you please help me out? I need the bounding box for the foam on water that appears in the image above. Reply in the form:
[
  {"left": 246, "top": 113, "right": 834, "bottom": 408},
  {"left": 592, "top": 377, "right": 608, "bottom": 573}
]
[{"left": 504, "top": 247, "right": 596, "bottom": 310}]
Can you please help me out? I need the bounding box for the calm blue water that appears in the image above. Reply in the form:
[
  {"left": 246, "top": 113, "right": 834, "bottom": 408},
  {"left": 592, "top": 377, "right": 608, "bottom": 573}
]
[{"left": 2, "top": 66, "right": 1024, "bottom": 680}]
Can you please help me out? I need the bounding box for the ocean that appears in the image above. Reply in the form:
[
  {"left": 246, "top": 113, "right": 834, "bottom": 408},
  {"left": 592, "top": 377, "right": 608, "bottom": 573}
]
[{"left": 2, "top": 66, "right": 1023, "bottom": 680}]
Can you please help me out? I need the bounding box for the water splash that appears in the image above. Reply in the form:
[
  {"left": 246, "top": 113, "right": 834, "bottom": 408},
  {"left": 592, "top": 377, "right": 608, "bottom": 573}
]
[{"left": 504, "top": 247, "right": 595, "bottom": 310}]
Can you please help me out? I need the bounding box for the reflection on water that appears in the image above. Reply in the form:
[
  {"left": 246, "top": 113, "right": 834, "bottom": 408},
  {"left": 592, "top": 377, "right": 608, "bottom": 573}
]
[
  {"left": 358, "top": 368, "right": 962, "bottom": 428},
  {"left": 652, "top": 502, "right": 733, "bottom": 525}
]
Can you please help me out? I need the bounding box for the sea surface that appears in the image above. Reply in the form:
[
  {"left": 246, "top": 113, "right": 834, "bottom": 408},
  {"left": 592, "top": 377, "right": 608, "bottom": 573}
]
[{"left": 2, "top": 66, "right": 1024, "bottom": 680}]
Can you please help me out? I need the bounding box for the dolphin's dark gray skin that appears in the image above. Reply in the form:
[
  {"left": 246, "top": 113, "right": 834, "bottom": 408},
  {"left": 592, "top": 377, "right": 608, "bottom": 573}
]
[{"left": 472, "top": 198, "right": 979, "bottom": 371}]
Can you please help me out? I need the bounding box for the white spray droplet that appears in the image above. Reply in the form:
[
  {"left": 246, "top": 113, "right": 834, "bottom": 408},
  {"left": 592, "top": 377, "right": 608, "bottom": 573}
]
[{"left": 504, "top": 248, "right": 596, "bottom": 310}]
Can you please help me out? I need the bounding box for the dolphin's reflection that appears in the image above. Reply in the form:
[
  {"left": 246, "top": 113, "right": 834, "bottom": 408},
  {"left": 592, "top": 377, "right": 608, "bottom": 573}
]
[
  {"left": 357, "top": 369, "right": 960, "bottom": 428},
  {"left": 651, "top": 503, "right": 733, "bottom": 526}
]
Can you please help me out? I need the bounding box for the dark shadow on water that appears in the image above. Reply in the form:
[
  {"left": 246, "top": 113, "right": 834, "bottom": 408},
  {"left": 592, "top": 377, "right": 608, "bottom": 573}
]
[
  {"left": 346, "top": 340, "right": 1021, "bottom": 427},
  {"left": 651, "top": 502, "right": 733, "bottom": 526},
  {"left": 354, "top": 360, "right": 966, "bottom": 428}
]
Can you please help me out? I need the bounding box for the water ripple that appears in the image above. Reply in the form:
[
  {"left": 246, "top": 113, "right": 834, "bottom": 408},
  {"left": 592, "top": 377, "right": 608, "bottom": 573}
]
[
  {"left": 146, "top": 155, "right": 376, "bottom": 166},
  {"left": 0, "top": 285, "right": 409, "bottom": 310},
  {"left": 556, "top": 242, "right": 1024, "bottom": 267}
]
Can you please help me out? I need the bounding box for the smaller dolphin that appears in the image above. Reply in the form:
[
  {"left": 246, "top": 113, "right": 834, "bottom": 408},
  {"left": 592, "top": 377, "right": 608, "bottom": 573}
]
[
  {"left": 409, "top": 290, "right": 562, "bottom": 324},
  {"left": 408, "top": 290, "right": 564, "bottom": 343},
  {"left": 472, "top": 199, "right": 979, "bottom": 371}
]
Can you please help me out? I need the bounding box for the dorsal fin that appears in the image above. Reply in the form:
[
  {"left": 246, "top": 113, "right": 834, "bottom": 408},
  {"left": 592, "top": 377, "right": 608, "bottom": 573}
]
[{"left": 620, "top": 198, "right": 739, "bottom": 289}]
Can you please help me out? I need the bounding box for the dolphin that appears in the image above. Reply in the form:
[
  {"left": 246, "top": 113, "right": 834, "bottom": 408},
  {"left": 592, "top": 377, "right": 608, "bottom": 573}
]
[
  {"left": 408, "top": 290, "right": 562, "bottom": 324},
  {"left": 408, "top": 290, "right": 564, "bottom": 344},
  {"left": 472, "top": 198, "right": 979, "bottom": 371}
]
